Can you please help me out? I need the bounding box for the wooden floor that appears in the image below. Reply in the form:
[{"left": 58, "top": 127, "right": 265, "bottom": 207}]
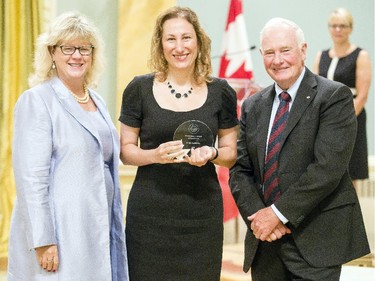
[
  {"left": 1, "top": 266, "right": 374, "bottom": 281},
  {"left": 1, "top": 253, "right": 374, "bottom": 281}
]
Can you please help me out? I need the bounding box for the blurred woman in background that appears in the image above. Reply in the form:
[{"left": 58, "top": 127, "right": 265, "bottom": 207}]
[{"left": 313, "top": 7, "right": 372, "bottom": 191}]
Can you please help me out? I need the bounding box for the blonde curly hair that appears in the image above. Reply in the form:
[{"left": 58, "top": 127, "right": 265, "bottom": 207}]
[{"left": 28, "top": 11, "right": 105, "bottom": 88}]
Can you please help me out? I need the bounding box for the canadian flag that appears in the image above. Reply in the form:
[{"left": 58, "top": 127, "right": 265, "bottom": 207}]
[
  {"left": 218, "top": 0, "right": 255, "bottom": 222},
  {"left": 219, "top": 0, "right": 253, "bottom": 81}
]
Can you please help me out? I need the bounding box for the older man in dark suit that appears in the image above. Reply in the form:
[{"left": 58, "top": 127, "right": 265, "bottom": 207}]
[{"left": 229, "top": 17, "right": 370, "bottom": 281}]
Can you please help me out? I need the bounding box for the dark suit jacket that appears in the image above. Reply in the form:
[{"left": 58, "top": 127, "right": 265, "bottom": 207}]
[{"left": 229, "top": 68, "right": 370, "bottom": 272}]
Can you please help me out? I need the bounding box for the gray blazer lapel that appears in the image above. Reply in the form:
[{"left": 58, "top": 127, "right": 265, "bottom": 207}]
[
  {"left": 257, "top": 89, "right": 275, "bottom": 174},
  {"left": 91, "top": 94, "right": 113, "bottom": 131},
  {"left": 49, "top": 78, "right": 102, "bottom": 145},
  {"left": 285, "top": 70, "right": 317, "bottom": 137},
  {"left": 91, "top": 93, "right": 120, "bottom": 157}
]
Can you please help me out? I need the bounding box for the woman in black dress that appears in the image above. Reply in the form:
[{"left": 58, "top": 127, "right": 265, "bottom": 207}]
[
  {"left": 119, "top": 6, "right": 238, "bottom": 281},
  {"left": 313, "top": 7, "right": 372, "bottom": 191}
]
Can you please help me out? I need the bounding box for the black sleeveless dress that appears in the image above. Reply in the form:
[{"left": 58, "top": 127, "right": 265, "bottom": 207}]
[
  {"left": 119, "top": 73, "right": 238, "bottom": 280},
  {"left": 318, "top": 48, "right": 369, "bottom": 180}
]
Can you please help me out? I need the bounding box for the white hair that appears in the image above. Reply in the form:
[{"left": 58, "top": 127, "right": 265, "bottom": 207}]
[{"left": 259, "top": 17, "right": 305, "bottom": 50}]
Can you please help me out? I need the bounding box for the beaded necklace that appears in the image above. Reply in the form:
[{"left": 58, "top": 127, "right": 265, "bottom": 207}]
[{"left": 167, "top": 82, "right": 193, "bottom": 99}]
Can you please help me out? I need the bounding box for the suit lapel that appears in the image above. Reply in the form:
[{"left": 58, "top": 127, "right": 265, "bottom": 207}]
[
  {"left": 49, "top": 77, "right": 102, "bottom": 148},
  {"left": 91, "top": 94, "right": 112, "bottom": 132},
  {"left": 284, "top": 69, "right": 317, "bottom": 138},
  {"left": 91, "top": 93, "right": 120, "bottom": 158},
  {"left": 256, "top": 88, "right": 275, "bottom": 174}
]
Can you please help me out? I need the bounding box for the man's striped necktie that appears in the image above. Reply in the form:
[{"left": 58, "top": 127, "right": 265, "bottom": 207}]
[{"left": 263, "top": 91, "right": 291, "bottom": 206}]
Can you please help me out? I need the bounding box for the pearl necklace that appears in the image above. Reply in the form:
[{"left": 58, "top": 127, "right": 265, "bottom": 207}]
[
  {"left": 167, "top": 82, "right": 193, "bottom": 99},
  {"left": 70, "top": 85, "right": 90, "bottom": 104}
]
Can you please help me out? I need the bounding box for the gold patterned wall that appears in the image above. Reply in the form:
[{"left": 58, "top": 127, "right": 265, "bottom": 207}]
[
  {"left": 0, "top": 0, "right": 45, "bottom": 260},
  {"left": 116, "top": 0, "right": 175, "bottom": 118}
]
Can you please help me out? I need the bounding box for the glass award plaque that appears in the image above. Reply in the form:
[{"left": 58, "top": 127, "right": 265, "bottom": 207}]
[{"left": 173, "top": 120, "right": 214, "bottom": 158}]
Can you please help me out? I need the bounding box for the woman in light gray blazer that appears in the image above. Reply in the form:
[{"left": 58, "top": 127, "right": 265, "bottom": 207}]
[{"left": 7, "top": 12, "right": 129, "bottom": 281}]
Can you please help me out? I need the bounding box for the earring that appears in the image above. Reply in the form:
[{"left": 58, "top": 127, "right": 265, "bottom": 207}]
[{"left": 52, "top": 61, "right": 56, "bottom": 69}]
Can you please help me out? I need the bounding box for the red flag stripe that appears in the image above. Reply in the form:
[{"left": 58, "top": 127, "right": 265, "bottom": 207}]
[
  {"left": 225, "top": 0, "right": 242, "bottom": 30},
  {"left": 218, "top": 0, "right": 254, "bottom": 222}
]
